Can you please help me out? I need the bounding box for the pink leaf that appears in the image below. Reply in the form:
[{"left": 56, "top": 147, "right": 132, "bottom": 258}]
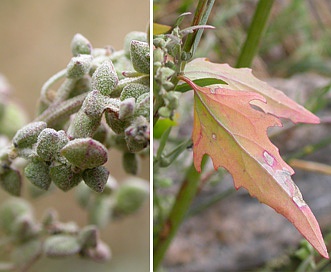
[
  {"left": 179, "top": 75, "right": 328, "bottom": 258},
  {"left": 184, "top": 58, "right": 320, "bottom": 124}
]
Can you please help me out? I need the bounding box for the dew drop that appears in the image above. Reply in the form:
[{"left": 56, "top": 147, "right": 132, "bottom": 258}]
[
  {"left": 263, "top": 151, "right": 275, "bottom": 167},
  {"left": 212, "top": 133, "right": 217, "bottom": 140}
]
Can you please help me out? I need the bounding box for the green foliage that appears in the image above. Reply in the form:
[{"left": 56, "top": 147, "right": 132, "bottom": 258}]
[{"left": 0, "top": 31, "right": 150, "bottom": 269}]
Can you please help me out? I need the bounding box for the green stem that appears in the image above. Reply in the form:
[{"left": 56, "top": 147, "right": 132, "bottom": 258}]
[
  {"left": 236, "top": 0, "right": 274, "bottom": 68},
  {"left": 34, "top": 93, "right": 87, "bottom": 127},
  {"left": 181, "top": 0, "right": 215, "bottom": 71},
  {"left": 153, "top": 157, "right": 207, "bottom": 271},
  {"left": 40, "top": 69, "right": 66, "bottom": 104}
]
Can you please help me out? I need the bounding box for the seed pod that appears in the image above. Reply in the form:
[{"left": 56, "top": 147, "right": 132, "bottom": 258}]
[
  {"left": 50, "top": 164, "right": 82, "bottom": 191},
  {"left": 71, "top": 33, "right": 92, "bottom": 56},
  {"left": 61, "top": 138, "right": 108, "bottom": 170},
  {"left": 66, "top": 55, "right": 92, "bottom": 79},
  {"left": 43, "top": 235, "right": 81, "bottom": 257},
  {"left": 91, "top": 60, "right": 118, "bottom": 96},
  {"left": 13, "top": 121, "right": 47, "bottom": 149},
  {"left": 82, "top": 166, "right": 109, "bottom": 193},
  {"left": 114, "top": 177, "right": 149, "bottom": 216},
  {"left": 120, "top": 83, "right": 149, "bottom": 101},
  {"left": 36, "top": 128, "right": 69, "bottom": 162},
  {"left": 122, "top": 152, "right": 139, "bottom": 175},
  {"left": 130, "top": 40, "right": 150, "bottom": 74},
  {"left": 124, "top": 31, "right": 147, "bottom": 57},
  {"left": 0, "top": 168, "right": 22, "bottom": 196},
  {"left": 0, "top": 198, "right": 32, "bottom": 235},
  {"left": 24, "top": 159, "right": 51, "bottom": 191}
]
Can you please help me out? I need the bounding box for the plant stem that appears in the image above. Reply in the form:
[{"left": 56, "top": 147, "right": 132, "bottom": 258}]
[
  {"left": 40, "top": 69, "right": 66, "bottom": 104},
  {"left": 153, "top": 157, "right": 207, "bottom": 271},
  {"left": 236, "top": 0, "right": 274, "bottom": 68},
  {"left": 34, "top": 93, "right": 87, "bottom": 127},
  {"left": 181, "top": 0, "right": 215, "bottom": 71}
]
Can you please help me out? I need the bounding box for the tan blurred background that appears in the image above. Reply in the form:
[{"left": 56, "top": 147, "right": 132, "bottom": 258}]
[{"left": 0, "top": 0, "right": 150, "bottom": 271}]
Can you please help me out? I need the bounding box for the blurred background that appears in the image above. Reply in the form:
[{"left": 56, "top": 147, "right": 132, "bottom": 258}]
[
  {"left": 0, "top": 0, "right": 149, "bottom": 271},
  {"left": 154, "top": 0, "right": 331, "bottom": 271}
]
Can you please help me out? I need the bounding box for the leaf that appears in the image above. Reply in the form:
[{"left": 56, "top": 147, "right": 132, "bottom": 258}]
[
  {"left": 179, "top": 76, "right": 328, "bottom": 258},
  {"left": 153, "top": 23, "right": 172, "bottom": 35},
  {"left": 184, "top": 58, "right": 320, "bottom": 124}
]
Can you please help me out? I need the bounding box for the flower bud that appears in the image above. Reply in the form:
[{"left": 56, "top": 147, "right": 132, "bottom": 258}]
[
  {"left": 153, "top": 47, "right": 164, "bottom": 63},
  {"left": 120, "top": 83, "right": 149, "bottom": 101},
  {"left": 66, "top": 55, "right": 92, "bottom": 79},
  {"left": 12, "top": 214, "right": 40, "bottom": 242},
  {"left": 165, "top": 91, "right": 180, "bottom": 110},
  {"left": 0, "top": 168, "right": 22, "bottom": 196},
  {"left": 89, "top": 196, "right": 112, "bottom": 228},
  {"left": 13, "top": 121, "right": 47, "bottom": 149},
  {"left": 130, "top": 40, "right": 150, "bottom": 74},
  {"left": 36, "top": 128, "right": 69, "bottom": 162},
  {"left": 81, "top": 90, "right": 106, "bottom": 118},
  {"left": 50, "top": 164, "right": 82, "bottom": 191},
  {"left": 75, "top": 183, "right": 92, "bottom": 208},
  {"left": 114, "top": 177, "right": 149, "bottom": 216},
  {"left": 122, "top": 152, "right": 139, "bottom": 175},
  {"left": 11, "top": 240, "right": 42, "bottom": 269},
  {"left": 0, "top": 198, "right": 32, "bottom": 234},
  {"left": 91, "top": 60, "right": 118, "bottom": 96},
  {"left": 43, "top": 235, "right": 81, "bottom": 257},
  {"left": 135, "top": 93, "right": 150, "bottom": 118},
  {"left": 69, "top": 76, "right": 91, "bottom": 98},
  {"left": 71, "top": 33, "right": 92, "bottom": 56},
  {"left": 105, "top": 111, "right": 128, "bottom": 134},
  {"left": 41, "top": 209, "right": 58, "bottom": 227},
  {"left": 85, "top": 240, "right": 111, "bottom": 262},
  {"left": 158, "top": 106, "right": 171, "bottom": 118},
  {"left": 67, "top": 110, "right": 101, "bottom": 139},
  {"left": 78, "top": 225, "right": 98, "bottom": 249},
  {"left": 153, "top": 37, "right": 166, "bottom": 48},
  {"left": 124, "top": 116, "right": 149, "bottom": 152},
  {"left": 92, "top": 123, "right": 111, "bottom": 147},
  {"left": 24, "top": 158, "right": 51, "bottom": 191},
  {"left": 61, "top": 138, "right": 108, "bottom": 170},
  {"left": 119, "top": 98, "right": 135, "bottom": 120},
  {"left": 82, "top": 166, "right": 109, "bottom": 193},
  {"left": 0, "top": 102, "right": 27, "bottom": 138},
  {"left": 156, "top": 66, "right": 175, "bottom": 82},
  {"left": 124, "top": 31, "right": 147, "bottom": 57}
]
